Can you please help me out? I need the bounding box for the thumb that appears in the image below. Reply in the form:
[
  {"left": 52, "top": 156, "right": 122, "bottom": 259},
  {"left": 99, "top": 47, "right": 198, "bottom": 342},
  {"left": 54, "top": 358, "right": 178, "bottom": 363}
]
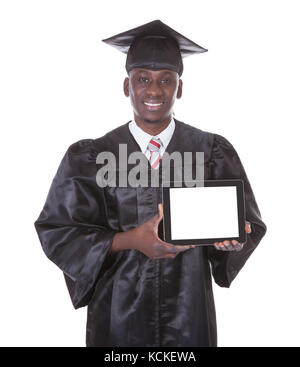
[
  {"left": 245, "top": 221, "right": 251, "bottom": 234},
  {"left": 150, "top": 204, "right": 163, "bottom": 232},
  {"left": 153, "top": 203, "right": 163, "bottom": 227},
  {"left": 157, "top": 203, "right": 164, "bottom": 222}
]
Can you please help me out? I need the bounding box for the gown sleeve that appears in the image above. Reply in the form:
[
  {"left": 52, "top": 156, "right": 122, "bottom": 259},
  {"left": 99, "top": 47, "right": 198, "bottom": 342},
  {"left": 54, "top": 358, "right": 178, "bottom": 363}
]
[
  {"left": 34, "top": 139, "right": 118, "bottom": 309},
  {"left": 206, "top": 133, "right": 267, "bottom": 288}
]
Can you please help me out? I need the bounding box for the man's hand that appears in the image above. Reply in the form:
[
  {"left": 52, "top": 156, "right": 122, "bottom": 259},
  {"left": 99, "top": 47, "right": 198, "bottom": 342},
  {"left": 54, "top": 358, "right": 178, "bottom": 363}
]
[
  {"left": 213, "top": 221, "right": 251, "bottom": 251},
  {"left": 110, "top": 203, "right": 194, "bottom": 259},
  {"left": 134, "top": 203, "right": 194, "bottom": 259}
]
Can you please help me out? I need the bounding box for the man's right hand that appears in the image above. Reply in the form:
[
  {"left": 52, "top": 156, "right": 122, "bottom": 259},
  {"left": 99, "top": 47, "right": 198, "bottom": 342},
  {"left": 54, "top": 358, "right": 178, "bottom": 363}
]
[{"left": 109, "top": 203, "right": 194, "bottom": 259}]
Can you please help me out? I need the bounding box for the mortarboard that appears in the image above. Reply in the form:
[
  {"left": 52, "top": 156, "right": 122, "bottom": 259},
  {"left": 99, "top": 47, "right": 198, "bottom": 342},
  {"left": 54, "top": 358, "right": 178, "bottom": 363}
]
[{"left": 102, "top": 20, "right": 207, "bottom": 76}]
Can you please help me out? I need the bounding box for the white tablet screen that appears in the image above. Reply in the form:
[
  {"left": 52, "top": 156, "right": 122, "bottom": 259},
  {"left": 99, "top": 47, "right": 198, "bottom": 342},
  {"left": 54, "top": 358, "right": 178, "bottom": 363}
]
[{"left": 169, "top": 186, "right": 239, "bottom": 240}]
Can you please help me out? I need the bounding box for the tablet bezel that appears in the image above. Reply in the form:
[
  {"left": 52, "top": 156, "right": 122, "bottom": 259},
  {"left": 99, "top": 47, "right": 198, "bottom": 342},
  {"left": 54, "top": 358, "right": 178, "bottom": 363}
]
[{"left": 162, "top": 180, "right": 246, "bottom": 246}]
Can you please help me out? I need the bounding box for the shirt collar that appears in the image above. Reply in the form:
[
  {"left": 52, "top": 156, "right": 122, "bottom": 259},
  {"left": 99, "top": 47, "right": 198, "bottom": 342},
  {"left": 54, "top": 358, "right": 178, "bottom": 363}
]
[{"left": 128, "top": 117, "right": 175, "bottom": 154}]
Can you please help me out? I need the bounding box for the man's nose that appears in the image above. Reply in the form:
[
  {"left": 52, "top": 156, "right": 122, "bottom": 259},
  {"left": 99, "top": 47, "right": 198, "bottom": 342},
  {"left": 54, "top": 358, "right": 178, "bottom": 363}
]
[{"left": 146, "top": 80, "right": 163, "bottom": 97}]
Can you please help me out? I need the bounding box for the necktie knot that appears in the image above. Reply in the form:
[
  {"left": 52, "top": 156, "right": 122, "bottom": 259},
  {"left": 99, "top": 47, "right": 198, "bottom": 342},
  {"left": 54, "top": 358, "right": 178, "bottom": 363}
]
[{"left": 148, "top": 138, "right": 161, "bottom": 152}]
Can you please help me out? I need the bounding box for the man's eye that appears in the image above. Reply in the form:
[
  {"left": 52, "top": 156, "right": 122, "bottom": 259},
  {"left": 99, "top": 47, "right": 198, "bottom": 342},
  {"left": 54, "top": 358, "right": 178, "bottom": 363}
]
[
  {"left": 138, "top": 77, "right": 149, "bottom": 83},
  {"left": 161, "top": 79, "right": 170, "bottom": 84}
]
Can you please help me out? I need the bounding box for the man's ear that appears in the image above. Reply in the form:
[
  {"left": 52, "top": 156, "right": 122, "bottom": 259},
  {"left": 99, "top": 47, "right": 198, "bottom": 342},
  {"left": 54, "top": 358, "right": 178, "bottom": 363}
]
[
  {"left": 124, "top": 77, "right": 129, "bottom": 97},
  {"left": 177, "top": 79, "right": 183, "bottom": 99}
]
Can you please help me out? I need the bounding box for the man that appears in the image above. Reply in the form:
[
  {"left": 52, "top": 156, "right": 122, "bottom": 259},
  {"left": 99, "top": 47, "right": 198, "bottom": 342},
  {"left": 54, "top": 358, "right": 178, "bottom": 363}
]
[{"left": 35, "top": 20, "right": 266, "bottom": 347}]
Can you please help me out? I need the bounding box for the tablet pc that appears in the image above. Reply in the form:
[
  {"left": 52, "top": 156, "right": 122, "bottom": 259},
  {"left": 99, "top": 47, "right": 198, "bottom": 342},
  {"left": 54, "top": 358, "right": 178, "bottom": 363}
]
[{"left": 162, "top": 180, "right": 246, "bottom": 246}]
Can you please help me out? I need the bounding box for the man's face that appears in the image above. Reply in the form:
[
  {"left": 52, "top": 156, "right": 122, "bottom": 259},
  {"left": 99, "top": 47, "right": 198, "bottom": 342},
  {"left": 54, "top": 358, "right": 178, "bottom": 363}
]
[{"left": 124, "top": 68, "right": 182, "bottom": 125}]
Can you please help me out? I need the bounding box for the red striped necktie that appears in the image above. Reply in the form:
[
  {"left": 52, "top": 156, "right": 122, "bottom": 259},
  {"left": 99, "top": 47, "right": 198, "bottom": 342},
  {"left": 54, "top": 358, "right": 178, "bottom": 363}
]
[{"left": 148, "top": 137, "right": 162, "bottom": 169}]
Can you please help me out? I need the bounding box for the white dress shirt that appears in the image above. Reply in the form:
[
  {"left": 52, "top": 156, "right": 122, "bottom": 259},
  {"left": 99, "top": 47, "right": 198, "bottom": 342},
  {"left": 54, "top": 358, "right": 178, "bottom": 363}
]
[{"left": 128, "top": 117, "right": 175, "bottom": 161}]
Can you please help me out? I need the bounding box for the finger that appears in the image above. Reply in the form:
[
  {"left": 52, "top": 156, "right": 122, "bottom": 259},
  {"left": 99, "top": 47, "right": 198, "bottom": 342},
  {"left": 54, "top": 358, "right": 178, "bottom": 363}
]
[
  {"left": 162, "top": 244, "right": 193, "bottom": 256},
  {"left": 162, "top": 247, "right": 186, "bottom": 259},
  {"left": 163, "top": 252, "right": 180, "bottom": 259},
  {"left": 157, "top": 240, "right": 177, "bottom": 253},
  {"left": 166, "top": 247, "right": 194, "bottom": 258},
  {"left": 216, "top": 242, "right": 226, "bottom": 251},
  {"left": 223, "top": 241, "right": 234, "bottom": 251},
  {"left": 173, "top": 245, "right": 193, "bottom": 252},
  {"left": 157, "top": 240, "right": 181, "bottom": 254},
  {"left": 232, "top": 240, "right": 243, "bottom": 251},
  {"left": 153, "top": 204, "right": 164, "bottom": 231},
  {"left": 185, "top": 245, "right": 196, "bottom": 249},
  {"left": 157, "top": 203, "right": 164, "bottom": 222},
  {"left": 245, "top": 221, "right": 251, "bottom": 234},
  {"left": 214, "top": 242, "right": 222, "bottom": 250}
]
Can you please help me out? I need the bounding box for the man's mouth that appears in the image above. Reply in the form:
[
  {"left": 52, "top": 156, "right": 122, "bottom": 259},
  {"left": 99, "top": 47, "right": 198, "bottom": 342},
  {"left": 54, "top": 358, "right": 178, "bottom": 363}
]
[
  {"left": 143, "top": 101, "right": 164, "bottom": 110},
  {"left": 143, "top": 102, "right": 164, "bottom": 107}
]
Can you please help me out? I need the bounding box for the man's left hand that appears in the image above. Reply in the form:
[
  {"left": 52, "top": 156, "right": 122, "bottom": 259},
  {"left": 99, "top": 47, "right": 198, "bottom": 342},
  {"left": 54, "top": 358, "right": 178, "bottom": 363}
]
[{"left": 213, "top": 221, "right": 251, "bottom": 251}]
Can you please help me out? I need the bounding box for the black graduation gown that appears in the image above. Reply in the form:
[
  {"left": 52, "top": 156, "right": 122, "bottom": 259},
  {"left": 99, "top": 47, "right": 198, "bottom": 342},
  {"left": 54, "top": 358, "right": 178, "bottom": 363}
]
[{"left": 34, "top": 119, "right": 266, "bottom": 347}]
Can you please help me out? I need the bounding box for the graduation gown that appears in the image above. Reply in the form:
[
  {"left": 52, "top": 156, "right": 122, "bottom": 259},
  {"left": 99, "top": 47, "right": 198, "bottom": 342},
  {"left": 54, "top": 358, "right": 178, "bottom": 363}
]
[{"left": 34, "top": 119, "right": 266, "bottom": 347}]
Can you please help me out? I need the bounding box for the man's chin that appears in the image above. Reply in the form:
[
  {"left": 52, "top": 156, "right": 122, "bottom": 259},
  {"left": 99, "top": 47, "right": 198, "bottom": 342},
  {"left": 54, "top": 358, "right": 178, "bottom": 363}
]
[
  {"left": 141, "top": 115, "right": 172, "bottom": 124},
  {"left": 143, "top": 118, "right": 163, "bottom": 124},
  {"left": 134, "top": 112, "right": 173, "bottom": 125}
]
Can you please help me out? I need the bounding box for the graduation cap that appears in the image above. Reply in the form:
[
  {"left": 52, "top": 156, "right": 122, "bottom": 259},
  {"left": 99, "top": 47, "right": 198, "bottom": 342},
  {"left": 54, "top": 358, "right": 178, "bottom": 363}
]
[{"left": 102, "top": 20, "right": 207, "bottom": 76}]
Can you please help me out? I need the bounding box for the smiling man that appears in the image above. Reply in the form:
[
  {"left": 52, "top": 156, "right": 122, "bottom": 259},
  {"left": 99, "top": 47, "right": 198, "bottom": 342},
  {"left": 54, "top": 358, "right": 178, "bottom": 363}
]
[
  {"left": 124, "top": 68, "right": 182, "bottom": 134},
  {"left": 35, "top": 20, "right": 266, "bottom": 347}
]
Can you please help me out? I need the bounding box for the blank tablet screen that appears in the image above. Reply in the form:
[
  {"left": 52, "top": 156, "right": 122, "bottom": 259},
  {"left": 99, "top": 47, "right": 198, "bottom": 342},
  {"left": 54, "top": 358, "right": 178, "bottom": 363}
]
[{"left": 162, "top": 180, "right": 245, "bottom": 245}]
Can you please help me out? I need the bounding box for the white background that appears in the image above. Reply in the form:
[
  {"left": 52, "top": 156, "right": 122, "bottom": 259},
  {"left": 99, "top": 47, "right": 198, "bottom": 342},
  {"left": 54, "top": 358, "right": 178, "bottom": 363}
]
[{"left": 0, "top": 0, "right": 299, "bottom": 347}]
